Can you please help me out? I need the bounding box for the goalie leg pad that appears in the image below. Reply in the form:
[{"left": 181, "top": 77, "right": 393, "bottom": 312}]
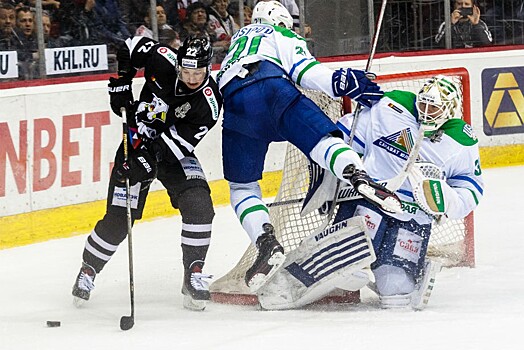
[
  {"left": 300, "top": 161, "right": 338, "bottom": 216},
  {"left": 257, "top": 216, "right": 376, "bottom": 310}
]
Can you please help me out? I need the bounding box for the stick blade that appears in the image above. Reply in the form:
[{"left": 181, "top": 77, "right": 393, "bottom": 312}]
[{"left": 120, "top": 316, "right": 134, "bottom": 331}]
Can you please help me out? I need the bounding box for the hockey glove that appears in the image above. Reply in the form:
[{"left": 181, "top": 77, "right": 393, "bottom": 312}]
[
  {"left": 135, "top": 98, "right": 169, "bottom": 140},
  {"left": 343, "top": 165, "right": 402, "bottom": 213},
  {"left": 412, "top": 179, "right": 458, "bottom": 217},
  {"left": 108, "top": 77, "right": 133, "bottom": 117},
  {"left": 115, "top": 146, "right": 158, "bottom": 186},
  {"left": 332, "top": 68, "right": 383, "bottom": 108}
]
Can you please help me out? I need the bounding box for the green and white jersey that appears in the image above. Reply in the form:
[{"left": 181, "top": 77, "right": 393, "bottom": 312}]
[
  {"left": 217, "top": 24, "right": 335, "bottom": 96},
  {"left": 338, "top": 90, "right": 484, "bottom": 224}
]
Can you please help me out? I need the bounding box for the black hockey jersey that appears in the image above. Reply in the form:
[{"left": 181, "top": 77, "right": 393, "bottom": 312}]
[{"left": 118, "top": 36, "right": 222, "bottom": 161}]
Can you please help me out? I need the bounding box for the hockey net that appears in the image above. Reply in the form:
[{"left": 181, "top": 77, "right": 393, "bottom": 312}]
[{"left": 211, "top": 68, "right": 474, "bottom": 305}]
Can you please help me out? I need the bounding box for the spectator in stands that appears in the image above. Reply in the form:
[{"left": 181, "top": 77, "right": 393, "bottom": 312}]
[
  {"left": 118, "top": 0, "right": 149, "bottom": 33},
  {"left": 435, "top": 0, "right": 492, "bottom": 48},
  {"left": 42, "top": 9, "right": 65, "bottom": 48},
  {"left": 0, "top": 2, "right": 21, "bottom": 50},
  {"left": 14, "top": 6, "right": 37, "bottom": 79},
  {"left": 227, "top": 1, "right": 252, "bottom": 28},
  {"left": 207, "top": 0, "right": 237, "bottom": 63},
  {"left": 164, "top": 0, "right": 212, "bottom": 26},
  {"left": 93, "top": 0, "right": 130, "bottom": 49},
  {"left": 135, "top": 3, "right": 178, "bottom": 46},
  {"left": 177, "top": 2, "right": 210, "bottom": 43},
  {"left": 58, "top": 0, "right": 98, "bottom": 46}
]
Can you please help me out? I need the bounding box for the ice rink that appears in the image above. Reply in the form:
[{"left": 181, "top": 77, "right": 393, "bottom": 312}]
[{"left": 1, "top": 165, "right": 523, "bottom": 350}]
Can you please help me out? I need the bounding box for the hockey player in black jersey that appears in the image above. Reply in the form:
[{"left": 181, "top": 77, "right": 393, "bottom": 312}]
[{"left": 72, "top": 36, "right": 223, "bottom": 311}]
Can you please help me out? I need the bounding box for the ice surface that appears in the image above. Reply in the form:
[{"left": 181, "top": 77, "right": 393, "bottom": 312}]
[{"left": 1, "top": 166, "right": 523, "bottom": 350}]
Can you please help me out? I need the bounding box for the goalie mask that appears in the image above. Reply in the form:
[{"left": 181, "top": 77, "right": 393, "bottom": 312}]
[
  {"left": 252, "top": 0, "right": 293, "bottom": 30},
  {"left": 416, "top": 75, "right": 461, "bottom": 132},
  {"left": 177, "top": 36, "right": 212, "bottom": 90}
]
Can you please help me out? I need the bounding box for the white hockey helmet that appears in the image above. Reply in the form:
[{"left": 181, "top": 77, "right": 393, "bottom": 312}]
[
  {"left": 416, "top": 75, "right": 461, "bottom": 131},
  {"left": 252, "top": 1, "right": 293, "bottom": 30}
]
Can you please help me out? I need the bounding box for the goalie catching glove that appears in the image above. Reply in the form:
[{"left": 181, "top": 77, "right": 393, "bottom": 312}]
[
  {"left": 115, "top": 145, "right": 157, "bottom": 186},
  {"left": 343, "top": 165, "right": 402, "bottom": 214},
  {"left": 332, "top": 68, "right": 383, "bottom": 108},
  {"left": 412, "top": 178, "right": 458, "bottom": 217}
]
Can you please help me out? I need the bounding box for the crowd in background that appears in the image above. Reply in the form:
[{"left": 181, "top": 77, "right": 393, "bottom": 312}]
[{"left": 1, "top": 0, "right": 523, "bottom": 81}]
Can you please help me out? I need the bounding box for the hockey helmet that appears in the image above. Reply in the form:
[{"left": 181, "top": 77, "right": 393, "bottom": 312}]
[
  {"left": 252, "top": 1, "right": 293, "bottom": 30},
  {"left": 177, "top": 36, "right": 213, "bottom": 69},
  {"left": 177, "top": 36, "right": 212, "bottom": 89},
  {"left": 416, "top": 75, "right": 461, "bottom": 131}
]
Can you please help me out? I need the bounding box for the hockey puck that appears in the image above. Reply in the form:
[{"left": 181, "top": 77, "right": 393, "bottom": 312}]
[{"left": 46, "top": 321, "right": 61, "bottom": 327}]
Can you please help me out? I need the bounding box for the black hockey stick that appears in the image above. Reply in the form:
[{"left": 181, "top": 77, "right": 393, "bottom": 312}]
[{"left": 120, "top": 107, "right": 135, "bottom": 331}]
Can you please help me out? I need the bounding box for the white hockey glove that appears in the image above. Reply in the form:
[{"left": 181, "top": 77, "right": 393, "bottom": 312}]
[{"left": 412, "top": 179, "right": 457, "bottom": 216}]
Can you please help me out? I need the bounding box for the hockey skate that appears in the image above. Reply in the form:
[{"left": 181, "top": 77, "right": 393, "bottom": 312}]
[
  {"left": 182, "top": 261, "right": 212, "bottom": 311},
  {"left": 245, "top": 223, "right": 286, "bottom": 293},
  {"left": 343, "top": 165, "right": 402, "bottom": 214},
  {"left": 72, "top": 262, "right": 96, "bottom": 307}
]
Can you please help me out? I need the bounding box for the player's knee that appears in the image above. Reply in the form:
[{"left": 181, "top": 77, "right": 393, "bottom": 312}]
[
  {"left": 178, "top": 186, "right": 215, "bottom": 224},
  {"left": 373, "top": 264, "right": 416, "bottom": 296},
  {"left": 229, "top": 181, "right": 261, "bottom": 206},
  {"left": 94, "top": 212, "right": 129, "bottom": 244}
]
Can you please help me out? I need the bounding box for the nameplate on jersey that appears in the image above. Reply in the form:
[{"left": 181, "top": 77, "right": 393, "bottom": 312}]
[
  {"left": 157, "top": 47, "right": 177, "bottom": 67},
  {"left": 111, "top": 183, "right": 141, "bottom": 209}
]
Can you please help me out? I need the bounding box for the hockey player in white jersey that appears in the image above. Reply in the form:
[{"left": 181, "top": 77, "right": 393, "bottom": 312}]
[
  {"left": 258, "top": 75, "right": 484, "bottom": 310},
  {"left": 332, "top": 75, "right": 485, "bottom": 309},
  {"left": 217, "top": 0, "right": 402, "bottom": 292}
]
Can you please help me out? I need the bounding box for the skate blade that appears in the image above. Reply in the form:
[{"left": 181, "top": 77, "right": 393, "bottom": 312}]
[
  {"left": 248, "top": 252, "right": 286, "bottom": 293},
  {"left": 73, "top": 296, "right": 86, "bottom": 308},
  {"left": 183, "top": 295, "right": 207, "bottom": 311}
]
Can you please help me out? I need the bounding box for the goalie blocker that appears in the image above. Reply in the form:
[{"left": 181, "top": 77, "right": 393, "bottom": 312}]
[{"left": 257, "top": 216, "right": 375, "bottom": 310}]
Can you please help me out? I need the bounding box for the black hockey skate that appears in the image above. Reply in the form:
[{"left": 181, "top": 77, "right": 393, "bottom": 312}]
[
  {"left": 182, "top": 261, "right": 212, "bottom": 311},
  {"left": 343, "top": 165, "right": 402, "bottom": 214},
  {"left": 72, "top": 262, "right": 96, "bottom": 307},
  {"left": 245, "top": 223, "right": 286, "bottom": 293}
]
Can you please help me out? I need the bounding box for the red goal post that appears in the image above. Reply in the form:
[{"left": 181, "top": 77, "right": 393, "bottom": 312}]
[{"left": 210, "top": 67, "right": 474, "bottom": 306}]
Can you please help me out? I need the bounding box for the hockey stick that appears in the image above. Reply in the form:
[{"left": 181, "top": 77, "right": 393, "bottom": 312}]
[
  {"left": 120, "top": 107, "right": 135, "bottom": 331},
  {"left": 294, "top": 0, "right": 389, "bottom": 225},
  {"left": 268, "top": 125, "right": 425, "bottom": 208}
]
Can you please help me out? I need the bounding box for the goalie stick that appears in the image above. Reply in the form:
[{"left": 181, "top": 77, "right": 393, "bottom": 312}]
[{"left": 120, "top": 108, "right": 135, "bottom": 331}]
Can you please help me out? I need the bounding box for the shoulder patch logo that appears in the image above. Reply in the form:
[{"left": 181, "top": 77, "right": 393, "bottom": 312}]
[
  {"left": 204, "top": 87, "right": 220, "bottom": 120},
  {"left": 157, "top": 46, "right": 177, "bottom": 67},
  {"left": 372, "top": 128, "right": 417, "bottom": 160},
  {"left": 462, "top": 124, "right": 477, "bottom": 141}
]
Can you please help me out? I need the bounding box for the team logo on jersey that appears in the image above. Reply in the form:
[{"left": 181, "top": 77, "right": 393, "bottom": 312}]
[
  {"left": 372, "top": 128, "right": 416, "bottom": 161},
  {"left": 157, "top": 46, "right": 177, "bottom": 67},
  {"left": 175, "top": 102, "right": 191, "bottom": 119},
  {"left": 462, "top": 124, "right": 478, "bottom": 141}
]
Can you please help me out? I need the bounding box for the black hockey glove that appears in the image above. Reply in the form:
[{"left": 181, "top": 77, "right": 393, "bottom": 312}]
[
  {"left": 343, "top": 164, "right": 402, "bottom": 213},
  {"left": 332, "top": 68, "right": 383, "bottom": 108},
  {"left": 115, "top": 146, "right": 158, "bottom": 186},
  {"left": 108, "top": 77, "right": 133, "bottom": 117}
]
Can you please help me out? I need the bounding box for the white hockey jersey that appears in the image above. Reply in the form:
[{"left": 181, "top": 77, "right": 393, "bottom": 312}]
[
  {"left": 338, "top": 90, "right": 484, "bottom": 224},
  {"left": 217, "top": 24, "right": 335, "bottom": 96}
]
